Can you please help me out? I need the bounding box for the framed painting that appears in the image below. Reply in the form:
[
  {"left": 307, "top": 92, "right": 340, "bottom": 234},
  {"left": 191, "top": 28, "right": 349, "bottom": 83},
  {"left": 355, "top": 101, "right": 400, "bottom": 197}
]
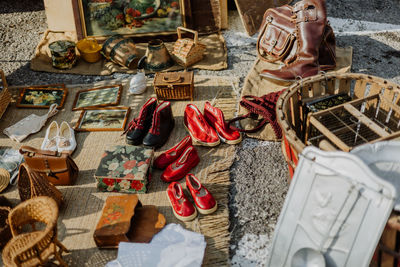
[
  {"left": 72, "top": 84, "right": 122, "bottom": 111},
  {"left": 74, "top": 0, "right": 191, "bottom": 40},
  {"left": 16, "top": 85, "right": 68, "bottom": 109},
  {"left": 75, "top": 107, "right": 130, "bottom": 131}
]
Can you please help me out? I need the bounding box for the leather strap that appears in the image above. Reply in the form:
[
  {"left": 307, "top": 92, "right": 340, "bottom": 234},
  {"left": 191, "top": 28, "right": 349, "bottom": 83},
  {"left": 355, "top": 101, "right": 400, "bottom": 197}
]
[
  {"left": 256, "top": 16, "right": 279, "bottom": 63},
  {"left": 228, "top": 90, "right": 285, "bottom": 138},
  {"left": 19, "top": 146, "right": 58, "bottom": 157}
]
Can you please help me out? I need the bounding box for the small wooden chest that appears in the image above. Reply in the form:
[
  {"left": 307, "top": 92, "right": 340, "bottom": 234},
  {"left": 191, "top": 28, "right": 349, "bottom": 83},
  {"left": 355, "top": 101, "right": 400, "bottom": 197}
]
[
  {"left": 153, "top": 71, "right": 194, "bottom": 101},
  {"left": 93, "top": 195, "right": 166, "bottom": 248}
]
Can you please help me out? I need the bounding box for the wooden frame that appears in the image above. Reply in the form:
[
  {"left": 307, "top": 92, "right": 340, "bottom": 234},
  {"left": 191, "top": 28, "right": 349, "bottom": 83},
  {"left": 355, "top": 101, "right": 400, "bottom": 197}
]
[
  {"left": 73, "top": 0, "right": 191, "bottom": 41},
  {"left": 75, "top": 107, "right": 130, "bottom": 132},
  {"left": 16, "top": 85, "right": 68, "bottom": 109},
  {"left": 72, "top": 84, "right": 122, "bottom": 111}
]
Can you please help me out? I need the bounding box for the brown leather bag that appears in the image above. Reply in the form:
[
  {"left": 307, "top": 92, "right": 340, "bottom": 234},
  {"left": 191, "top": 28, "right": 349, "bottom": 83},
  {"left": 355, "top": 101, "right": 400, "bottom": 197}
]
[
  {"left": 19, "top": 146, "right": 79, "bottom": 186},
  {"left": 257, "top": 4, "right": 336, "bottom": 68}
]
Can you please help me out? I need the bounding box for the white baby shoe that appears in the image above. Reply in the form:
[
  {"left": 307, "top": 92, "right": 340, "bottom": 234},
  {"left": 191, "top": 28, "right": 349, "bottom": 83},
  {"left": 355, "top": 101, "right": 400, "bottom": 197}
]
[
  {"left": 41, "top": 121, "right": 59, "bottom": 152},
  {"left": 57, "top": 121, "right": 77, "bottom": 154}
]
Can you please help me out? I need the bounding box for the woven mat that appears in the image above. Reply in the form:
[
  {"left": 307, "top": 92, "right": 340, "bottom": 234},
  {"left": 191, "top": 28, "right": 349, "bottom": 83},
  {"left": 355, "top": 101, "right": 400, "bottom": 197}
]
[
  {"left": 30, "top": 30, "right": 228, "bottom": 75},
  {"left": 0, "top": 75, "right": 238, "bottom": 266},
  {"left": 239, "top": 46, "right": 354, "bottom": 141}
]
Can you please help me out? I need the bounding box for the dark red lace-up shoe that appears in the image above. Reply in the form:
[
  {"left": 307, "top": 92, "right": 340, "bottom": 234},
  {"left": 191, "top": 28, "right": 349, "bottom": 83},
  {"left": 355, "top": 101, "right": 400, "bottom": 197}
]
[
  {"left": 184, "top": 104, "right": 220, "bottom": 147},
  {"left": 203, "top": 101, "right": 242, "bottom": 145},
  {"left": 166, "top": 182, "right": 197, "bottom": 221},
  {"left": 160, "top": 146, "right": 199, "bottom": 182},
  {"left": 185, "top": 174, "right": 217, "bottom": 215},
  {"left": 125, "top": 97, "right": 157, "bottom": 145},
  {"left": 153, "top": 136, "right": 192, "bottom": 169},
  {"left": 143, "top": 101, "right": 174, "bottom": 148}
]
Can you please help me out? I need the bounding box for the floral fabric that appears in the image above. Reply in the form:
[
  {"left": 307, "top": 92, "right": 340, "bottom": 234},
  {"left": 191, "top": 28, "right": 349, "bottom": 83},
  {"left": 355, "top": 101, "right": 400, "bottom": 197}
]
[{"left": 95, "top": 145, "right": 153, "bottom": 193}]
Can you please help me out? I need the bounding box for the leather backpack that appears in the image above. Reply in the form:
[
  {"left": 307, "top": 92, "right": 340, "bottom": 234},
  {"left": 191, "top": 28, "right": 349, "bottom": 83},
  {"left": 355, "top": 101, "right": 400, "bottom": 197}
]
[
  {"left": 257, "top": 4, "right": 336, "bottom": 68},
  {"left": 19, "top": 146, "right": 79, "bottom": 186}
]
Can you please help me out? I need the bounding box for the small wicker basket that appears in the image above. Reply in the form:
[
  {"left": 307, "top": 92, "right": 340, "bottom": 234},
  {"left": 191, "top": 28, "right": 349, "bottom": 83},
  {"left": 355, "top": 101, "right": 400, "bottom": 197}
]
[
  {"left": 17, "top": 163, "right": 64, "bottom": 207},
  {"left": 153, "top": 71, "right": 194, "bottom": 101},
  {"left": 0, "top": 69, "right": 11, "bottom": 119},
  {"left": 0, "top": 206, "right": 11, "bottom": 249},
  {"left": 171, "top": 27, "right": 206, "bottom": 67},
  {"left": 276, "top": 72, "right": 400, "bottom": 178}
]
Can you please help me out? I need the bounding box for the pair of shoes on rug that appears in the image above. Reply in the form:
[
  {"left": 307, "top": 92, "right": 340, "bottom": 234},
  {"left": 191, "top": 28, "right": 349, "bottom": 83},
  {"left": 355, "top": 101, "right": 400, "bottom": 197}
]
[
  {"left": 154, "top": 136, "right": 200, "bottom": 182},
  {"left": 184, "top": 102, "right": 242, "bottom": 147},
  {"left": 41, "top": 121, "right": 76, "bottom": 154},
  {"left": 125, "top": 97, "right": 174, "bottom": 149},
  {"left": 167, "top": 174, "right": 217, "bottom": 222}
]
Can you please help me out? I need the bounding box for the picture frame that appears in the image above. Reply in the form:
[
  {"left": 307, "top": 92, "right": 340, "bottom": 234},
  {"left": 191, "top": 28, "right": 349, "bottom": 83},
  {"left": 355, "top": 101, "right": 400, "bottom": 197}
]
[
  {"left": 72, "top": 0, "right": 191, "bottom": 41},
  {"left": 16, "top": 85, "right": 68, "bottom": 109},
  {"left": 72, "top": 84, "right": 123, "bottom": 111},
  {"left": 75, "top": 107, "right": 130, "bottom": 132}
]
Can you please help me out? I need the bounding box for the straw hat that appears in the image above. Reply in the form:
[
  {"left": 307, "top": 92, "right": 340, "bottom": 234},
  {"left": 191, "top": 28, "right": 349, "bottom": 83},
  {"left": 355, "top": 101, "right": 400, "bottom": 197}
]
[{"left": 0, "top": 168, "right": 10, "bottom": 193}]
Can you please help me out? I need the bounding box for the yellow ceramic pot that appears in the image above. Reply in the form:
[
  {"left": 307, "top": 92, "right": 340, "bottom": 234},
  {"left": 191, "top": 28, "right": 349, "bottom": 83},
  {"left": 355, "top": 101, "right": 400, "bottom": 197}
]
[{"left": 77, "top": 38, "right": 102, "bottom": 63}]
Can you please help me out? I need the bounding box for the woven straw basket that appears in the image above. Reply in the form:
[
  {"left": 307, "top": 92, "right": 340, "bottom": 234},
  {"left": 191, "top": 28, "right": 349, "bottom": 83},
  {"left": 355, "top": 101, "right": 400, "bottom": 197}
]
[
  {"left": 276, "top": 72, "right": 400, "bottom": 178},
  {"left": 17, "top": 163, "right": 64, "bottom": 207},
  {"left": 0, "top": 70, "right": 11, "bottom": 119}
]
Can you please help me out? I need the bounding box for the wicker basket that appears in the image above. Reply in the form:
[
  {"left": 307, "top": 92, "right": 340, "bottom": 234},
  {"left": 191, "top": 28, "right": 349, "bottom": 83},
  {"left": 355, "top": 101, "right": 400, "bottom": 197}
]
[
  {"left": 153, "top": 71, "right": 194, "bottom": 101},
  {"left": 276, "top": 72, "right": 400, "bottom": 178},
  {"left": 172, "top": 27, "right": 206, "bottom": 68},
  {"left": 0, "top": 70, "right": 11, "bottom": 119},
  {"left": 0, "top": 206, "right": 11, "bottom": 249},
  {"left": 17, "top": 163, "right": 64, "bottom": 207}
]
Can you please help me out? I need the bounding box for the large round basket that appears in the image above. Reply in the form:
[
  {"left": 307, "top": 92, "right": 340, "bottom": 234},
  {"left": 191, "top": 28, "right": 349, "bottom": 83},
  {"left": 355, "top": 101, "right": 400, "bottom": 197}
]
[{"left": 276, "top": 72, "right": 400, "bottom": 178}]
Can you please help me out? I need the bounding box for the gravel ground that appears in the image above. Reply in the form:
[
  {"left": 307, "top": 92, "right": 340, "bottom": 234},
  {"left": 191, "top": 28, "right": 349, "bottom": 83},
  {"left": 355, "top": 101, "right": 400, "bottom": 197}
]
[{"left": 1, "top": 0, "right": 400, "bottom": 266}]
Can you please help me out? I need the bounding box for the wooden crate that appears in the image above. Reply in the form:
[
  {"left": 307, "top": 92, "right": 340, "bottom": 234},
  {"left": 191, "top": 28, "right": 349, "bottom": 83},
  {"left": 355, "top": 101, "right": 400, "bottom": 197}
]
[{"left": 276, "top": 72, "right": 400, "bottom": 177}]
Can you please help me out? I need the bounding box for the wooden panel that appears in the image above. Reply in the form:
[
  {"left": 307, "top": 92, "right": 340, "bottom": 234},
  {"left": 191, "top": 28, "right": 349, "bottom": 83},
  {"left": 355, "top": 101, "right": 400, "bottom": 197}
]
[
  {"left": 191, "top": 0, "right": 221, "bottom": 34},
  {"left": 353, "top": 80, "right": 368, "bottom": 99},
  {"left": 343, "top": 103, "right": 389, "bottom": 137},
  {"left": 309, "top": 116, "right": 351, "bottom": 152},
  {"left": 45, "top": 0, "right": 76, "bottom": 32},
  {"left": 312, "top": 81, "right": 324, "bottom": 98},
  {"left": 325, "top": 79, "right": 336, "bottom": 95},
  {"left": 220, "top": 0, "right": 228, "bottom": 29},
  {"left": 234, "top": 0, "right": 292, "bottom": 36},
  {"left": 338, "top": 79, "right": 351, "bottom": 94}
]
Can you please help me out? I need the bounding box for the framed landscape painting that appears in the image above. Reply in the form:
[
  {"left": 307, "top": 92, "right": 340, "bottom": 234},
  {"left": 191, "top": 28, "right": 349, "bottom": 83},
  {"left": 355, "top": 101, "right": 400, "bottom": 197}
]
[
  {"left": 72, "top": 84, "right": 122, "bottom": 110},
  {"left": 16, "top": 85, "right": 68, "bottom": 109},
  {"left": 76, "top": 0, "right": 190, "bottom": 40},
  {"left": 75, "top": 107, "right": 130, "bottom": 131}
]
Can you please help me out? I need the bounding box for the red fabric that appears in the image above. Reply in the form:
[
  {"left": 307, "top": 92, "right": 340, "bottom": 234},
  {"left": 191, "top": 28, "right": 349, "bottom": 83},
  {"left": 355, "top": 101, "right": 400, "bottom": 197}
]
[{"left": 228, "top": 89, "right": 286, "bottom": 138}]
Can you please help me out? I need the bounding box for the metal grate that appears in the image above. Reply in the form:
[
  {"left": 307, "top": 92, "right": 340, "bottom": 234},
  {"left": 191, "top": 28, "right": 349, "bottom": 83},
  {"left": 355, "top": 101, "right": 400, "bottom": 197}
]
[{"left": 307, "top": 94, "right": 400, "bottom": 151}]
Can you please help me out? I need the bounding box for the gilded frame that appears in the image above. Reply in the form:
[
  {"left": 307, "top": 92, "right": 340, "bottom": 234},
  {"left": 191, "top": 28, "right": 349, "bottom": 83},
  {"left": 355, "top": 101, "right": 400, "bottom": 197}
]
[
  {"left": 72, "top": 84, "right": 123, "bottom": 111},
  {"left": 75, "top": 107, "right": 130, "bottom": 132},
  {"left": 16, "top": 84, "right": 68, "bottom": 109},
  {"left": 74, "top": 0, "right": 191, "bottom": 41}
]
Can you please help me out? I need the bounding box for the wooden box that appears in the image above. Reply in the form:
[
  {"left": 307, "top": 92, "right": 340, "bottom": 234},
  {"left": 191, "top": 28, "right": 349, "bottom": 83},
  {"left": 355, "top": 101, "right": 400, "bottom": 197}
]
[
  {"left": 93, "top": 195, "right": 166, "bottom": 248},
  {"left": 153, "top": 71, "right": 194, "bottom": 101},
  {"left": 172, "top": 27, "right": 206, "bottom": 68}
]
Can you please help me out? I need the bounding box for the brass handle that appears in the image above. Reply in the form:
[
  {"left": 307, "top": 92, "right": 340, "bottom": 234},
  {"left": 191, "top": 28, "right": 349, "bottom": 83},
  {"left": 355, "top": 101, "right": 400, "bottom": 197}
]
[{"left": 177, "top": 26, "right": 199, "bottom": 44}]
